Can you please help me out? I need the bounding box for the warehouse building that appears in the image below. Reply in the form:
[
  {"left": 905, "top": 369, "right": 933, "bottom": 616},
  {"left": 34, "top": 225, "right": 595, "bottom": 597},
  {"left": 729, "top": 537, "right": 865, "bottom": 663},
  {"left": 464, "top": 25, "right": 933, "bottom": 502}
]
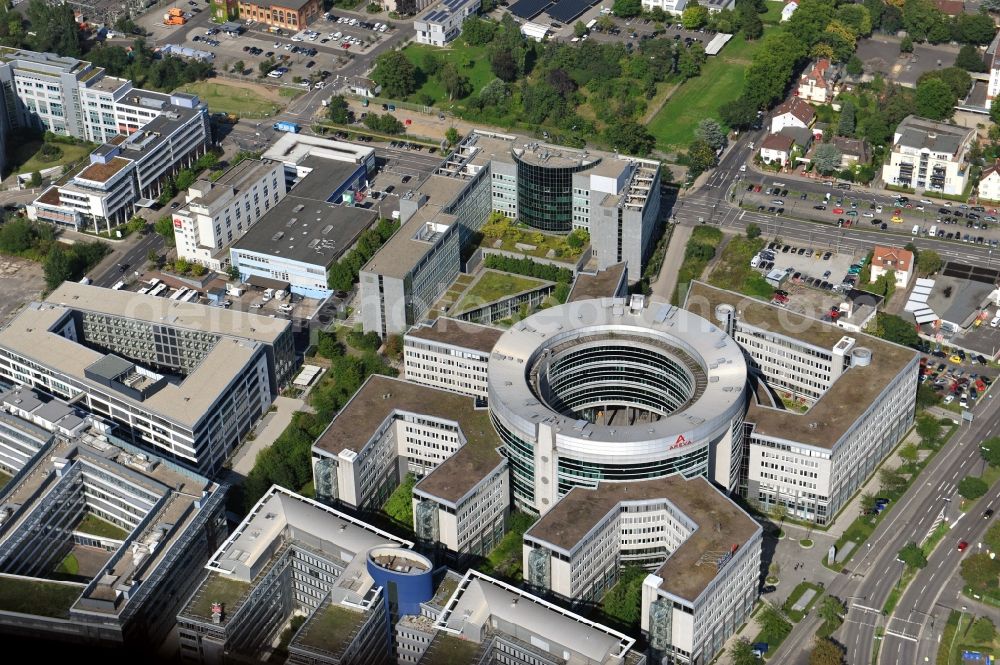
[{"left": 0, "top": 282, "right": 295, "bottom": 476}]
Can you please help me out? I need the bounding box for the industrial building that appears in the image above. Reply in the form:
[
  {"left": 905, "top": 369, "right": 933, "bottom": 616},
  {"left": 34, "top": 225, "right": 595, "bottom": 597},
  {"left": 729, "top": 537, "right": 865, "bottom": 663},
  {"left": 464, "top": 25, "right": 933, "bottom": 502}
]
[
  {"left": 523, "top": 476, "right": 761, "bottom": 665},
  {"left": 229, "top": 157, "right": 376, "bottom": 299},
  {"left": 403, "top": 316, "right": 502, "bottom": 399},
  {"left": 0, "top": 388, "right": 225, "bottom": 651},
  {"left": 172, "top": 159, "right": 287, "bottom": 271},
  {"left": 235, "top": 0, "right": 322, "bottom": 30},
  {"left": 0, "top": 282, "right": 295, "bottom": 476},
  {"left": 685, "top": 282, "right": 920, "bottom": 524},
  {"left": 360, "top": 130, "right": 661, "bottom": 336}
]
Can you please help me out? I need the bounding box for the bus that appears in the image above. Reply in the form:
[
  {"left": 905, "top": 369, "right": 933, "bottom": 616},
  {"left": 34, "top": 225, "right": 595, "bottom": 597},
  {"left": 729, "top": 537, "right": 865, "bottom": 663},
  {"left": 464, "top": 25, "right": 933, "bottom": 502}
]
[
  {"left": 170, "top": 288, "right": 188, "bottom": 301},
  {"left": 182, "top": 290, "right": 199, "bottom": 303},
  {"left": 137, "top": 287, "right": 150, "bottom": 295},
  {"left": 148, "top": 278, "right": 161, "bottom": 288},
  {"left": 111, "top": 281, "right": 125, "bottom": 290},
  {"left": 149, "top": 283, "right": 168, "bottom": 297}
]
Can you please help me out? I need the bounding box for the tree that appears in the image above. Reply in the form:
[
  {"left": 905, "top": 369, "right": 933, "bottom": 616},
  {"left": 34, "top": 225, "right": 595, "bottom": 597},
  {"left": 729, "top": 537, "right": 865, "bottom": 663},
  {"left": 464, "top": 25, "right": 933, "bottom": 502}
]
[
  {"left": 602, "top": 566, "right": 646, "bottom": 624},
  {"left": 231, "top": 59, "right": 245, "bottom": 74},
  {"left": 846, "top": 55, "right": 864, "bottom": 77},
  {"left": 916, "top": 77, "right": 956, "bottom": 119},
  {"left": 612, "top": 0, "right": 642, "bottom": 17},
  {"left": 838, "top": 101, "right": 856, "bottom": 137},
  {"left": 899, "top": 443, "right": 919, "bottom": 465},
  {"left": 720, "top": 96, "right": 759, "bottom": 130},
  {"left": 695, "top": 118, "right": 726, "bottom": 151},
  {"left": 154, "top": 216, "right": 176, "bottom": 248},
  {"left": 604, "top": 121, "right": 655, "bottom": 156},
  {"left": 746, "top": 223, "right": 761, "bottom": 239},
  {"left": 445, "top": 127, "right": 461, "bottom": 146},
  {"left": 326, "top": 95, "right": 351, "bottom": 124},
  {"left": 462, "top": 16, "right": 496, "bottom": 45},
  {"left": 873, "top": 312, "right": 918, "bottom": 346},
  {"left": 969, "top": 618, "right": 996, "bottom": 644},
  {"left": 729, "top": 639, "right": 759, "bottom": 665},
  {"left": 490, "top": 48, "right": 519, "bottom": 82},
  {"left": 955, "top": 12, "right": 997, "bottom": 45},
  {"left": 981, "top": 437, "right": 1000, "bottom": 468},
  {"left": 687, "top": 139, "right": 718, "bottom": 176},
  {"left": 371, "top": 50, "right": 417, "bottom": 98},
  {"left": 898, "top": 542, "right": 928, "bottom": 568},
  {"left": 915, "top": 413, "right": 943, "bottom": 446},
  {"left": 29, "top": 171, "right": 41, "bottom": 187},
  {"left": 919, "top": 67, "right": 972, "bottom": 98},
  {"left": 916, "top": 383, "right": 940, "bottom": 409},
  {"left": 574, "top": 21, "right": 588, "bottom": 37},
  {"left": 818, "top": 595, "right": 846, "bottom": 625},
  {"left": 956, "top": 44, "right": 987, "bottom": 72},
  {"left": 961, "top": 552, "right": 1000, "bottom": 592},
  {"left": 810, "top": 638, "right": 844, "bottom": 665},
  {"left": 26, "top": 0, "right": 81, "bottom": 57},
  {"left": 439, "top": 62, "right": 471, "bottom": 100},
  {"left": 900, "top": 34, "right": 913, "bottom": 53},
  {"left": 327, "top": 261, "right": 355, "bottom": 291},
  {"left": 384, "top": 334, "right": 403, "bottom": 360},
  {"left": 813, "top": 143, "right": 843, "bottom": 175},
  {"left": 757, "top": 603, "right": 792, "bottom": 641},
  {"left": 916, "top": 249, "right": 942, "bottom": 276},
  {"left": 860, "top": 492, "right": 879, "bottom": 514},
  {"left": 43, "top": 245, "right": 75, "bottom": 290},
  {"left": 682, "top": 2, "right": 710, "bottom": 28},
  {"left": 958, "top": 475, "right": 988, "bottom": 500},
  {"left": 259, "top": 58, "right": 277, "bottom": 76},
  {"left": 880, "top": 467, "right": 907, "bottom": 493},
  {"left": 742, "top": 10, "right": 764, "bottom": 39}
]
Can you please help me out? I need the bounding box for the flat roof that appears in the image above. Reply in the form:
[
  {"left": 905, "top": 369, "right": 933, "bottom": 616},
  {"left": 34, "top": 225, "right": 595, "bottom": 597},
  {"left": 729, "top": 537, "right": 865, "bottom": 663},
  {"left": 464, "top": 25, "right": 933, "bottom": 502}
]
[
  {"left": 313, "top": 376, "right": 503, "bottom": 504},
  {"left": 116, "top": 103, "right": 202, "bottom": 161},
  {"left": 232, "top": 196, "right": 376, "bottom": 268},
  {"left": 684, "top": 282, "right": 918, "bottom": 449},
  {"left": 293, "top": 603, "right": 367, "bottom": 656},
  {"left": 405, "top": 317, "right": 502, "bottom": 353},
  {"left": 77, "top": 157, "right": 131, "bottom": 183},
  {"left": 525, "top": 476, "right": 759, "bottom": 602},
  {"left": 186, "top": 159, "right": 279, "bottom": 209},
  {"left": 261, "top": 133, "right": 374, "bottom": 167},
  {"left": 0, "top": 283, "right": 289, "bottom": 426},
  {"left": 567, "top": 263, "right": 626, "bottom": 302}
]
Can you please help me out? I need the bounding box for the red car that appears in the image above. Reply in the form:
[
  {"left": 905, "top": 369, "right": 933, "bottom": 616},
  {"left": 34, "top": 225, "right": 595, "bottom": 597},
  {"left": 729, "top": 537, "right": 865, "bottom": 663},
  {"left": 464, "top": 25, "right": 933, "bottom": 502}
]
[
  {"left": 894, "top": 209, "right": 902, "bottom": 215},
  {"left": 832, "top": 207, "right": 844, "bottom": 214},
  {"left": 773, "top": 293, "right": 789, "bottom": 303},
  {"left": 957, "top": 540, "right": 969, "bottom": 552}
]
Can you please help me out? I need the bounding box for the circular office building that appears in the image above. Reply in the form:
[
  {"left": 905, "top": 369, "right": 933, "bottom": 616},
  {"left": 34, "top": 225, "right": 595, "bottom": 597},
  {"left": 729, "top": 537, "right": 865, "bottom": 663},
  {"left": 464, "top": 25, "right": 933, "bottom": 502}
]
[
  {"left": 488, "top": 297, "right": 749, "bottom": 514},
  {"left": 512, "top": 145, "right": 601, "bottom": 233}
]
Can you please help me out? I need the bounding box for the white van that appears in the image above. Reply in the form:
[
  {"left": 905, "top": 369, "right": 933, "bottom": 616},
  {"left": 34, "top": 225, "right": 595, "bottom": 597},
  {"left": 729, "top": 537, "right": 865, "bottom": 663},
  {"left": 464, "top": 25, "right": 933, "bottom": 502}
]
[
  {"left": 912, "top": 225, "right": 920, "bottom": 235},
  {"left": 750, "top": 255, "right": 761, "bottom": 268},
  {"left": 928, "top": 225, "right": 937, "bottom": 237}
]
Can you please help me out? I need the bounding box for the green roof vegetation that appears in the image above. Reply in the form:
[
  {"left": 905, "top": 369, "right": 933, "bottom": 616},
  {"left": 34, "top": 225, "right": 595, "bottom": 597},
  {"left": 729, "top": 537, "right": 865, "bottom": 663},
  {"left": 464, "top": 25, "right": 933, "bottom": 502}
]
[
  {"left": 421, "top": 633, "right": 482, "bottom": 665},
  {"left": 186, "top": 574, "right": 251, "bottom": 620},
  {"left": 295, "top": 604, "right": 365, "bottom": 655},
  {"left": 431, "top": 576, "right": 459, "bottom": 607},
  {"left": 456, "top": 272, "right": 546, "bottom": 313},
  {"left": 0, "top": 575, "right": 81, "bottom": 618},
  {"left": 0, "top": 469, "right": 12, "bottom": 491},
  {"left": 75, "top": 513, "right": 129, "bottom": 540}
]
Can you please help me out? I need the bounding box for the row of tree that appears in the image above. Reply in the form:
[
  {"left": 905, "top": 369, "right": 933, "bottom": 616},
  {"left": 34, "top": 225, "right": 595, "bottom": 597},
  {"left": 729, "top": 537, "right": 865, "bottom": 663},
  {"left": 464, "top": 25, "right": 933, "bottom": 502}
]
[
  {"left": 327, "top": 218, "right": 400, "bottom": 291},
  {"left": 482, "top": 254, "right": 573, "bottom": 283},
  {"left": 87, "top": 39, "right": 214, "bottom": 92}
]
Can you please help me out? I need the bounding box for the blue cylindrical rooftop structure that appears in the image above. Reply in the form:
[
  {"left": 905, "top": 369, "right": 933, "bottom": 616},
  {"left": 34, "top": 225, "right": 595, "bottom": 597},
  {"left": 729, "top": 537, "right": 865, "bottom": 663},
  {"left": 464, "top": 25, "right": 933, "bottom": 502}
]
[{"left": 365, "top": 546, "right": 433, "bottom": 618}]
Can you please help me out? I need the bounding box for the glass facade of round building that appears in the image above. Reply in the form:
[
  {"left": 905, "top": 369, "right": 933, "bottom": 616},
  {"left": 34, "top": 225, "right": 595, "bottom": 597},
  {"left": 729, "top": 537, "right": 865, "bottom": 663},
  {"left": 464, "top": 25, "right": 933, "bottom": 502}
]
[{"left": 513, "top": 152, "right": 595, "bottom": 233}]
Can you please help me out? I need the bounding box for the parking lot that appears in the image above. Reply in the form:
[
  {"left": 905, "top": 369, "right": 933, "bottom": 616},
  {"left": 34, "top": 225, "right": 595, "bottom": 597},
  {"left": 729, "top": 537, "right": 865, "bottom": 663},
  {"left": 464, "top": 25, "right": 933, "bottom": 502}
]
[
  {"left": 755, "top": 239, "right": 865, "bottom": 317},
  {"left": 855, "top": 35, "right": 958, "bottom": 88}
]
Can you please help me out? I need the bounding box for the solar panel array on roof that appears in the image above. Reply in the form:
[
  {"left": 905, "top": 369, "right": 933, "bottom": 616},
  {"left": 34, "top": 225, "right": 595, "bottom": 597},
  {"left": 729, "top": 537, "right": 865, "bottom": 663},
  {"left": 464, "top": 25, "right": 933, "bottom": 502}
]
[
  {"left": 548, "top": 0, "right": 596, "bottom": 22},
  {"left": 424, "top": 8, "right": 448, "bottom": 20},
  {"left": 941, "top": 262, "right": 1000, "bottom": 284},
  {"left": 510, "top": 0, "right": 552, "bottom": 19}
]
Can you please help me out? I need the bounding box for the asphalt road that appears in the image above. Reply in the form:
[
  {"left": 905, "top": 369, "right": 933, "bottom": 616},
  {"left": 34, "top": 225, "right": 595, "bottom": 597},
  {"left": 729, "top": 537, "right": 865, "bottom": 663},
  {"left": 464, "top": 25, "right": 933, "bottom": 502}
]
[
  {"left": 770, "top": 393, "right": 1000, "bottom": 664},
  {"left": 673, "top": 130, "right": 1000, "bottom": 268},
  {"left": 90, "top": 231, "right": 165, "bottom": 288}
]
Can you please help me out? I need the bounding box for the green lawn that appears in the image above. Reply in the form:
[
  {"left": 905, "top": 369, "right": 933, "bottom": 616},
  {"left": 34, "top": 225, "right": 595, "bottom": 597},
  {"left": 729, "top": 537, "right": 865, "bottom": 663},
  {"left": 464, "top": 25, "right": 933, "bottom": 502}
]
[
  {"left": 75, "top": 513, "right": 130, "bottom": 540},
  {"left": 707, "top": 235, "right": 774, "bottom": 299},
  {"left": 648, "top": 34, "right": 764, "bottom": 151},
  {"left": 478, "top": 512, "right": 535, "bottom": 582},
  {"left": 53, "top": 553, "right": 79, "bottom": 577},
  {"left": 7, "top": 139, "right": 93, "bottom": 176},
  {"left": 782, "top": 581, "right": 823, "bottom": 622},
  {"left": 0, "top": 576, "right": 81, "bottom": 618},
  {"left": 296, "top": 604, "right": 365, "bottom": 655},
  {"left": 401, "top": 41, "right": 496, "bottom": 112},
  {"left": 185, "top": 574, "right": 250, "bottom": 620},
  {"left": 762, "top": 1, "right": 785, "bottom": 24},
  {"left": 178, "top": 81, "right": 284, "bottom": 118},
  {"left": 457, "top": 272, "right": 546, "bottom": 312}
]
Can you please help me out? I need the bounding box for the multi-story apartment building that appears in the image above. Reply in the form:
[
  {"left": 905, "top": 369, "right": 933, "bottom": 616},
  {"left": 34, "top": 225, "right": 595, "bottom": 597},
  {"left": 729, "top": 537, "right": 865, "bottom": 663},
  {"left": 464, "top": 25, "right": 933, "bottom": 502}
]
[
  {"left": 0, "top": 410, "right": 225, "bottom": 652},
  {"left": 0, "top": 282, "right": 295, "bottom": 476},
  {"left": 312, "top": 375, "right": 508, "bottom": 563},
  {"left": 403, "top": 317, "right": 502, "bottom": 399},
  {"left": 414, "top": 0, "right": 481, "bottom": 46},
  {"left": 173, "top": 159, "right": 287, "bottom": 270},
  {"left": 361, "top": 131, "right": 660, "bottom": 336},
  {"left": 685, "top": 282, "right": 920, "bottom": 524},
  {"left": 236, "top": 0, "right": 322, "bottom": 29},
  {"left": 882, "top": 115, "right": 975, "bottom": 196},
  {"left": 522, "top": 476, "right": 761, "bottom": 665},
  {"left": 176, "top": 485, "right": 412, "bottom": 665}
]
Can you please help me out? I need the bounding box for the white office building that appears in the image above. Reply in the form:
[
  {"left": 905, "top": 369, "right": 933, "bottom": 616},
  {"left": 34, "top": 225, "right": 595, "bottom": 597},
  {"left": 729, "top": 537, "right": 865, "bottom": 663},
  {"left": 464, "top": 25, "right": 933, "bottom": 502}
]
[
  {"left": 640, "top": 0, "right": 688, "bottom": 13},
  {"left": 173, "top": 159, "right": 287, "bottom": 271},
  {"left": 414, "top": 0, "right": 481, "bottom": 46},
  {"left": 685, "top": 282, "right": 920, "bottom": 524},
  {"left": 881, "top": 115, "right": 975, "bottom": 196},
  {"left": 522, "top": 476, "right": 761, "bottom": 665},
  {"left": 403, "top": 317, "right": 501, "bottom": 399},
  {"left": 0, "top": 282, "right": 295, "bottom": 476}
]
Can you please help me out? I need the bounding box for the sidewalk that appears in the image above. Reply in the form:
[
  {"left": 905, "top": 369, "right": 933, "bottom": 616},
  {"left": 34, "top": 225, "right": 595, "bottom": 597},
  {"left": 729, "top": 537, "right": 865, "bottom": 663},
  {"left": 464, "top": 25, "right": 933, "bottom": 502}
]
[
  {"left": 229, "top": 395, "right": 305, "bottom": 476},
  {"left": 650, "top": 224, "right": 691, "bottom": 302}
]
